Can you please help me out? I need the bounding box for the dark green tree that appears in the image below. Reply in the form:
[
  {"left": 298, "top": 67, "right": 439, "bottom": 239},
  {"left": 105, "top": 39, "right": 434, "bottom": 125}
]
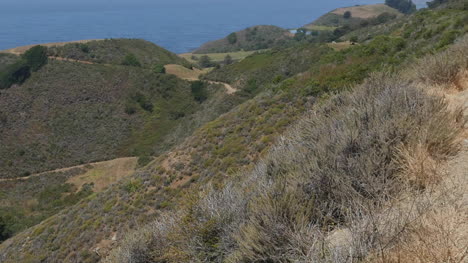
[
  {"left": 199, "top": 55, "right": 214, "bottom": 68},
  {"left": 22, "top": 45, "right": 48, "bottom": 72},
  {"left": 343, "top": 11, "right": 352, "bottom": 19},
  {"left": 191, "top": 81, "right": 208, "bottom": 102},
  {"left": 385, "top": 0, "right": 417, "bottom": 14},
  {"left": 122, "top": 53, "right": 141, "bottom": 67},
  {"left": 0, "top": 61, "right": 31, "bottom": 89},
  {"left": 223, "top": 55, "right": 233, "bottom": 65},
  {"left": 227, "top": 32, "right": 238, "bottom": 44}
]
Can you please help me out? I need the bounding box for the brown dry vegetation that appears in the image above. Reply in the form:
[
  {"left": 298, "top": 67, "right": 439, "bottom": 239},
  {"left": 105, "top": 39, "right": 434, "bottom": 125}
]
[
  {"left": 105, "top": 35, "right": 468, "bottom": 263},
  {"left": 331, "top": 4, "right": 402, "bottom": 19}
]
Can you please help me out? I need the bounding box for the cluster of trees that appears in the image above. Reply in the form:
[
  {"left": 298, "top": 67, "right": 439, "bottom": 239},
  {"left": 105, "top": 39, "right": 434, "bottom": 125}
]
[
  {"left": 385, "top": 0, "right": 417, "bottom": 14},
  {"left": 0, "top": 45, "right": 48, "bottom": 89},
  {"left": 294, "top": 11, "right": 398, "bottom": 44}
]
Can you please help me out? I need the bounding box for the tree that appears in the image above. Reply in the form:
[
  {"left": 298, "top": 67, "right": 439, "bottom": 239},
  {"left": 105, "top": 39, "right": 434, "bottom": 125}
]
[
  {"left": 227, "top": 32, "right": 238, "bottom": 44},
  {"left": 385, "top": 0, "right": 417, "bottom": 14},
  {"left": 294, "top": 28, "right": 308, "bottom": 41},
  {"left": 343, "top": 11, "right": 352, "bottom": 19},
  {"left": 22, "top": 45, "right": 48, "bottom": 72},
  {"left": 199, "top": 55, "right": 214, "bottom": 68},
  {"left": 191, "top": 81, "right": 208, "bottom": 102},
  {"left": 223, "top": 55, "right": 233, "bottom": 65},
  {"left": 122, "top": 53, "right": 141, "bottom": 67},
  {"left": 0, "top": 61, "right": 31, "bottom": 89},
  {"left": 350, "top": 36, "right": 359, "bottom": 44}
]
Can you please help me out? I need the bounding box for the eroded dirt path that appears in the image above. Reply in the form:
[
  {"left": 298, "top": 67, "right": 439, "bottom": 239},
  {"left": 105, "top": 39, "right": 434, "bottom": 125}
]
[
  {"left": 164, "top": 64, "right": 238, "bottom": 94},
  {"left": 0, "top": 157, "right": 137, "bottom": 183},
  {"left": 48, "top": 56, "right": 96, "bottom": 64}
]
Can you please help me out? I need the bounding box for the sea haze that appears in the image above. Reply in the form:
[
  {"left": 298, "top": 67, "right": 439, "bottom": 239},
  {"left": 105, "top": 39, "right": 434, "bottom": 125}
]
[{"left": 0, "top": 0, "right": 425, "bottom": 53}]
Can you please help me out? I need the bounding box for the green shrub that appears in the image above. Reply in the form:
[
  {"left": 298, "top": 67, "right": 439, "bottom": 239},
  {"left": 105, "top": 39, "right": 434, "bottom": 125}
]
[
  {"left": 0, "top": 61, "right": 31, "bottom": 89},
  {"left": 437, "top": 30, "right": 460, "bottom": 49},
  {"left": 79, "top": 43, "right": 90, "bottom": 53},
  {"left": 153, "top": 64, "right": 166, "bottom": 74},
  {"left": 191, "top": 81, "right": 208, "bottom": 103},
  {"left": 137, "top": 156, "right": 153, "bottom": 167},
  {"left": 125, "top": 179, "right": 142, "bottom": 193},
  {"left": 199, "top": 55, "right": 216, "bottom": 68},
  {"left": 343, "top": 11, "right": 352, "bottom": 19},
  {"left": 122, "top": 53, "right": 141, "bottom": 67},
  {"left": 22, "top": 45, "right": 48, "bottom": 72},
  {"left": 227, "top": 32, "right": 238, "bottom": 44}
]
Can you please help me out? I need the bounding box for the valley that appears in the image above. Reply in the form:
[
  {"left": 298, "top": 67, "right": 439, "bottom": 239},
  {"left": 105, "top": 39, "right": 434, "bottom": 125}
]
[{"left": 0, "top": 0, "right": 467, "bottom": 262}]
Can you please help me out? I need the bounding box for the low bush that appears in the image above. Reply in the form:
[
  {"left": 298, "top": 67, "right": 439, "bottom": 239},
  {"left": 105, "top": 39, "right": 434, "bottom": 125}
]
[
  {"left": 411, "top": 36, "right": 468, "bottom": 86},
  {"left": 0, "top": 45, "right": 48, "bottom": 89},
  {"left": 108, "top": 71, "right": 463, "bottom": 262},
  {"left": 122, "top": 53, "right": 141, "bottom": 67}
]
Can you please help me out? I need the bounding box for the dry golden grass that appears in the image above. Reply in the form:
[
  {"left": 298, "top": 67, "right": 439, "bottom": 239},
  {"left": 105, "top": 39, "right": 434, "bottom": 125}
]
[
  {"left": 164, "top": 64, "right": 209, "bottom": 81},
  {"left": 179, "top": 50, "right": 265, "bottom": 64},
  {"left": 327, "top": 41, "right": 356, "bottom": 51},
  {"left": 67, "top": 157, "right": 138, "bottom": 192},
  {"left": 331, "top": 4, "right": 402, "bottom": 19}
]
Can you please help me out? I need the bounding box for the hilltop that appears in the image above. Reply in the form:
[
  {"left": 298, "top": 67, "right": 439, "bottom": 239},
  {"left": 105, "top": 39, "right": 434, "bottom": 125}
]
[
  {"left": 193, "top": 25, "right": 292, "bottom": 54},
  {"left": 304, "top": 4, "right": 402, "bottom": 30}
]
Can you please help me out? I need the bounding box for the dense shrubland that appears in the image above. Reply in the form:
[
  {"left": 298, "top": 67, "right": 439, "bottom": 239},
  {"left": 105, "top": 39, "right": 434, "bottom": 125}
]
[
  {"left": 47, "top": 39, "right": 191, "bottom": 68},
  {"left": 107, "top": 37, "right": 467, "bottom": 262},
  {"left": 194, "top": 26, "right": 292, "bottom": 54},
  {"left": 1, "top": 3, "right": 467, "bottom": 263}
]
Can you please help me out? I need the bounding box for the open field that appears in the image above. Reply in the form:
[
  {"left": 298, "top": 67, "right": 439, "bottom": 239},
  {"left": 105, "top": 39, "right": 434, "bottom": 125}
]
[
  {"left": 165, "top": 64, "right": 237, "bottom": 94},
  {"left": 303, "top": 24, "right": 337, "bottom": 31},
  {"left": 0, "top": 39, "right": 102, "bottom": 55},
  {"left": 331, "top": 4, "right": 401, "bottom": 19},
  {"left": 66, "top": 157, "right": 138, "bottom": 192},
  {"left": 327, "top": 41, "right": 356, "bottom": 51},
  {"left": 179, "top": 50, "right": 268, "bottom": 63},
  {"left": 164, "top": 64, "right": 209, "bottom": 81}
]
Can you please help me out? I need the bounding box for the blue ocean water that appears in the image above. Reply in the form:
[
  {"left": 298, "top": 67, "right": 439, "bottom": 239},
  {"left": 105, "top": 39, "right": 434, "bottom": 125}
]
[{"left": 0, "top": 0, "right": 424, "bottom": 54}]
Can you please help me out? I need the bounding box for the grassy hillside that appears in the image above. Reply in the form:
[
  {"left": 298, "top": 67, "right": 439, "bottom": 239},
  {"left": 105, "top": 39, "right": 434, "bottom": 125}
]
[
  {"left": 47, "top": 39, "right": 190, "bottom": 68},
  {"left": 193, "top": 25, "right": 292, "bottom": 54},
  {"left": 0, "top": 158, "right": 137, "bottom": 242},
  {"left": 0, "top": 3, "right": 467, "bottom": 263}
]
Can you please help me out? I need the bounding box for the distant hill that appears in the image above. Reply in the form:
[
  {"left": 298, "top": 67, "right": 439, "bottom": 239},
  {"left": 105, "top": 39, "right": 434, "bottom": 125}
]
[
  {"left": 0, "top": 39, "right": 223, "bottom": 179},
  {"left": 193, "top": 25, "right": 292, "bottom": 54},
  {"left": 47, "top": 39, "right": 190, "bottom": 68},
  {"left": 305, "top": 4, "right": 402, "bottom": 29}
]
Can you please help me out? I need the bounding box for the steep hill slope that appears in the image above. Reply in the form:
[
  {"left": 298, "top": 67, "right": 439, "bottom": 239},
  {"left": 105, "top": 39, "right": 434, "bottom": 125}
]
[
  {"left": 0, "top": 40, "right": 239, "bottom": 179},
  {"left": 193, "top": 25, "right": 292, "bottom": 54}
]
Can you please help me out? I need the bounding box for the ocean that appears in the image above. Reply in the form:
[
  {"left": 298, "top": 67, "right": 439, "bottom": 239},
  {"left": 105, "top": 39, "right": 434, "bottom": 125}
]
[{"left": 0, "top": 0, "right": 425, "bottom": 54}]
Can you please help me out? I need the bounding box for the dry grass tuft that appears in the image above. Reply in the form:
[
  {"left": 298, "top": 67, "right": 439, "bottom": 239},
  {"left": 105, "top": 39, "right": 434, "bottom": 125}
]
[
  {"left": 411, "top": 36, "right": 468, "bottom": 87},
  {"left": 106, "top": 40, "right": 467, "bottom": 262}
]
